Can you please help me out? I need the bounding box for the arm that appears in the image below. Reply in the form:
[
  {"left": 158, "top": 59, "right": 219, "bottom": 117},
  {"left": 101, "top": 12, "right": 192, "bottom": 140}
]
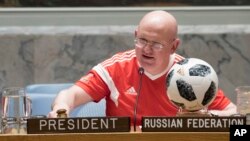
[
  {"left": 209, "top": 102, "right": 237, "bottom": 116},
  {"left": 207, "top": 89, "right": 237, "bottom": 116},
  {"left": 48, "top": 85, "right": 93, "bottom": 118}
]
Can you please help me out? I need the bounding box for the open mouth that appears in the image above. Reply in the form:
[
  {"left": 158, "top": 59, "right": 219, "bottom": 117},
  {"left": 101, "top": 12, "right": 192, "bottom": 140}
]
[
  {"left": 141, "top": 54, "right": 156, "bottom": 65},
  {"left": 142, "top": 54, "right": 154, "bottom": 60}
]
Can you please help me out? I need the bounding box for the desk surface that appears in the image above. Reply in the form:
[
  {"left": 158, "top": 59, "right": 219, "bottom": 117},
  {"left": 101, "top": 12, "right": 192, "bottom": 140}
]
[{"left": 0, "top": 132, "right": 229, "bottom": 141}]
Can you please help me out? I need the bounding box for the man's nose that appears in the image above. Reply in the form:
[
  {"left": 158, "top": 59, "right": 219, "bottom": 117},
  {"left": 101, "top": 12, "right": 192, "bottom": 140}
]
[{"left": 143, "top": 42, "right": 154, "bottom": 52}]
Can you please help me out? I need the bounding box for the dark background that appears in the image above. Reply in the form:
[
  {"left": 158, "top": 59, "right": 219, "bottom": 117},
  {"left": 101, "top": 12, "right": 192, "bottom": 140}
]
[{"left": 1, "top": 0, "right": 250, "bottom": 7}]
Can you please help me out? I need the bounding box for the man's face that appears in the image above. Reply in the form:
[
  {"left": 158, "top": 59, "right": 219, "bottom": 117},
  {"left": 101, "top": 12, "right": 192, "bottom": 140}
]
[{"left": 135, "top": 26, "right": 176, "bottom": 75}]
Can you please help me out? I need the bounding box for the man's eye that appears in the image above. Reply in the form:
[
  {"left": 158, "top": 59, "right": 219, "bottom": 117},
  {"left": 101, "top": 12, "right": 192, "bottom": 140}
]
[
  {"left": 154, "top": 43, "right": 161, "bottom": 47},
  {"left": 139, "top": 40, "right": 147, "bottom": 44}
]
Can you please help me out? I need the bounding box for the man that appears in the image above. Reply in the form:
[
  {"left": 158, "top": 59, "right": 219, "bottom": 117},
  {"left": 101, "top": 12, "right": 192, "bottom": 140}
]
[{"left": 48, "top": 10, "right": 237, "bottom": 125}]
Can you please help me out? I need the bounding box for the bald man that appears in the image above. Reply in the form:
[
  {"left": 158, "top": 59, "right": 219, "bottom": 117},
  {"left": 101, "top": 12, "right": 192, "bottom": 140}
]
[{"left": 49, "top": 10, "right": 236, "bottom": 126}]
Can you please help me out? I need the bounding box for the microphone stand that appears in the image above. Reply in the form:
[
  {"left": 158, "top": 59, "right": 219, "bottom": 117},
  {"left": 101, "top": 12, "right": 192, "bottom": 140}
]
[{"left": 133, "top": 67, "right": 144, "bottom": 132}]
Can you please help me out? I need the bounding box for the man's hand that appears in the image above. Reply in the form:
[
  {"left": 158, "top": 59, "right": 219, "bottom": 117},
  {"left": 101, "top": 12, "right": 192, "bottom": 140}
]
[
  {"left": 47, "top": 110, "right": 58, "bottom": 118},
  {"left": 47, "top": 103, "right": 70, "bottom": 118}
]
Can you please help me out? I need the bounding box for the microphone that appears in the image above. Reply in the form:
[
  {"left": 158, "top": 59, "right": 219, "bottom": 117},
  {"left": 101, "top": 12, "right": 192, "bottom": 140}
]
[
  {"left": 133, "top": 67, "right": 144, "bottom": 132},
  {"left": 138, "top": 67, "right": 144, "bottom": 75}
]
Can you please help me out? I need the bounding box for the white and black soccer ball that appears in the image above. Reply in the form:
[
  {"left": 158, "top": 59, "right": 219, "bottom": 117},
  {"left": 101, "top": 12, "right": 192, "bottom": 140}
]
[{"left": 166, "top": 58, "right": 218, "bottom": 111}]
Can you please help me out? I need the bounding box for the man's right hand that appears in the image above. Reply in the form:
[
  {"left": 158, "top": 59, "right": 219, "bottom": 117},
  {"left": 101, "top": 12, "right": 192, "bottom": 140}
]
[{"left": 47, "top": 110, "right": 58, "bottom": 118}]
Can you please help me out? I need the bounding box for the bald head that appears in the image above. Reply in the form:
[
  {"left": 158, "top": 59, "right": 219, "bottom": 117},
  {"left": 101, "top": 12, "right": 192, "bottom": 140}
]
[
  {"left": 135, "top": 11, "right": 180, "bottom": 75},
  {"left": 138, "top": 10, "right": 178, "bottom": 39}
]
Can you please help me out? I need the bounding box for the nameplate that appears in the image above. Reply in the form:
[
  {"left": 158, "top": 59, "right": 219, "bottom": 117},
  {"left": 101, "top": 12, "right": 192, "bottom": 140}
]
[
  {"left": 142, "top": 116, "right": 246, "bottom": 132},
  {"left": 27, "top": 117, "right": 130, "bottom": 134}
]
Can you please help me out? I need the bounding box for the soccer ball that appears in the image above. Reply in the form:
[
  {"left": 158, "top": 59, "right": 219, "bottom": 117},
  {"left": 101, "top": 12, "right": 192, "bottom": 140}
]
[{"left": 166, "top": 58, "right": 218, "bottom": 111}]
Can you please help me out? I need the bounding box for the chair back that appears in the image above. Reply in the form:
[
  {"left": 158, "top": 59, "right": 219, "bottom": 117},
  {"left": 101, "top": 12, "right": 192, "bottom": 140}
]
[{"left": 25, "top": 83, "right": 106, "bottom": 117}]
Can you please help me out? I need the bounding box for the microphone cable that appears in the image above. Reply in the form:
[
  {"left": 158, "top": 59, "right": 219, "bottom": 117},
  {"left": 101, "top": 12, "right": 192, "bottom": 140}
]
[{"left": 133, "top": 67, "right": 144, "bottom": 132}]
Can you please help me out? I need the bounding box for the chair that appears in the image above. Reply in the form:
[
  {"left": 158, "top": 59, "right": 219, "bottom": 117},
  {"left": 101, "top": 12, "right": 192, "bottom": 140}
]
[{"left": 25, "top": 83, "right": 106, "bottom": 117}]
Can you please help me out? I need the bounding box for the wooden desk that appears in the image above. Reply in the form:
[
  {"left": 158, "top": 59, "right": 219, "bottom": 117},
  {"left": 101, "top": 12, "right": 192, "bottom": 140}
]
[{"left": 0, "top": 132, "right": 229, "bottom": 141}]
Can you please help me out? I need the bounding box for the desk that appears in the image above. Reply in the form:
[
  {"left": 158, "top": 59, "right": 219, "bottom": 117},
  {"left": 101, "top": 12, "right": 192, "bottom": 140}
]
[{"left": 0, "top": 132, "right": 229, "bottom": 141}]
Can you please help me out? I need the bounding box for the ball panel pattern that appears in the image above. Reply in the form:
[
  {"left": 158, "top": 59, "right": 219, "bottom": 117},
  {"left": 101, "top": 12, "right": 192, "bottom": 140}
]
[
  {"left": 189, "top": 64, "right": 211, "bottom": 77},
  {"left": 202, "top": 81, "right": 217, "bottom": 106},
  {"left": 176, "top": 79, "right": 197, "bottom": 101},
  {"left": 166, "top": 69, "right": 174, "bottom": 88},
  {"left": 177, "top": 58, "right": 189, "bottom": 65}
]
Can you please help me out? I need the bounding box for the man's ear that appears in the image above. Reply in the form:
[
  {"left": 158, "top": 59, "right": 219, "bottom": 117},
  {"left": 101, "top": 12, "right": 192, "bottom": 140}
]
[
  {"left": 134, "top": 29, "right": 138, "bottom": 37},
  {"left": 170, "top": 38, "right": 180, "bottom": 54}
]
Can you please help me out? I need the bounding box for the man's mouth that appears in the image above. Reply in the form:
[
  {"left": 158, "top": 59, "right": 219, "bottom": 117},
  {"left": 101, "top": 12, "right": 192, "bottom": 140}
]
[
  {"left": 142, "top": 54, "right": 154, "bottom": 59},
  {"left": 141, "top": 54, "right": 155, "bottom": 65}
]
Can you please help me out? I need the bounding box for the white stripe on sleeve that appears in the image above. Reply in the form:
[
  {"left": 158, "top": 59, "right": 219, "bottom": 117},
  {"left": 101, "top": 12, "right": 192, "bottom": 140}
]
[{"left": 93, "top": 64, "right": 119, "bottom": 107}]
